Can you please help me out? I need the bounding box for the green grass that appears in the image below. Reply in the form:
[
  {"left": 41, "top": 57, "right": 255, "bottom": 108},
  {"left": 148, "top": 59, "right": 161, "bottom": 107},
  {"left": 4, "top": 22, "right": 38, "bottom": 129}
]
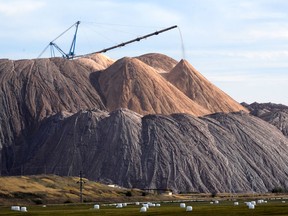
[{"left": 0, "top": 200, "right": 287, "bottom": 216}]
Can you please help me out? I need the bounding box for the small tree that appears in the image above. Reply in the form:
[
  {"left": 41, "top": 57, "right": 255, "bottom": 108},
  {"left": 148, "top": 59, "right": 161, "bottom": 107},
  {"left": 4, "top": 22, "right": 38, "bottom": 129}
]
[
  {"left": 211, "top": 191, "right": 218, "bottom": 198},
  {"left": 271, "top": 186, "right": 285, "bottom": 193},
  {"left": 125, "top": 191, "right": 132, "bottom": 197}
]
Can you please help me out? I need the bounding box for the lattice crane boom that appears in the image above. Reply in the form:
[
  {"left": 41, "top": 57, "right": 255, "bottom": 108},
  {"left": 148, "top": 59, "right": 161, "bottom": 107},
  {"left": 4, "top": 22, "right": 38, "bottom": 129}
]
[{"left": 38, "top": 21, "right": 177, "bottom": 59}]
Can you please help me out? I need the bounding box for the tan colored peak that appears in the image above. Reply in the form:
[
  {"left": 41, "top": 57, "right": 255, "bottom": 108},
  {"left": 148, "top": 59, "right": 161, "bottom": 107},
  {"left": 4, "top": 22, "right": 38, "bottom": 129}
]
[
  {"left": 98, "top": 57, "right": 210, "bottom": 116},
  {"left": 166, "top": 59, "right": 247, "bottom": 113},
  {"left": 76, "top": 53, "right": 115, "bottom": 71},
  {"left": 136, "top": 53, "right": 178, "bottom": 73}
]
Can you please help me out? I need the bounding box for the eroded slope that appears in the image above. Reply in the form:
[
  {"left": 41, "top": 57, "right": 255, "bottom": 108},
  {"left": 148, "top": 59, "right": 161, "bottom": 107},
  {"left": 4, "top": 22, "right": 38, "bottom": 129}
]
[
  {"left": 15, "top": 109, "right": 288, "bottom": 193},
  {"left": 166, "top": 60, "right": 247, "bottom": 113},
  {"left": 243, "top": 102, "right": 288, "bottom": 137},
  {"left": 0, "top": 58, "right": 106, "bottom": 173}
]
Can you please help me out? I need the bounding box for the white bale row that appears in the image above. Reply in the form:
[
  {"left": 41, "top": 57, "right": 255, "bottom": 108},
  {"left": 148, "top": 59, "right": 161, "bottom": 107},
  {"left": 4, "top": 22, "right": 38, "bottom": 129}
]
[
  {"left": 11, "top": 206, "right": 27, "bottom": 212},
  {"left": 116, "top": 203, "right": 123, "bottom": 208},
  {"left": 140, "top": 202, "right": 161, "bottom": 213},
  {"left": 245, "top": 202, "right": 255, "bottom": 209},
  {"left": 11, "top": 206, "right": 20, "bottom": 211},
  {"left": 115, "top": 203, "right": 128, "bottom": 208}
]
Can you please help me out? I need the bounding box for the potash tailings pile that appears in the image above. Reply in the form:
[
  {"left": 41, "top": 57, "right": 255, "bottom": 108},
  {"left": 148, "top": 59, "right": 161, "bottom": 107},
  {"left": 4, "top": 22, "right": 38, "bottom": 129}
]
[{"left": 0, "top": 53, "right": 287, "bottom": 194}]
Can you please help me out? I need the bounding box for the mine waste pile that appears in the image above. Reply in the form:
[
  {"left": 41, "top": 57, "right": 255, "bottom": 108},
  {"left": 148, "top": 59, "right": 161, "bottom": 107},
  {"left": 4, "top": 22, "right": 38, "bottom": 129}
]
[{"left": 0, "top": 53, "right": 287, "bottom": 193}]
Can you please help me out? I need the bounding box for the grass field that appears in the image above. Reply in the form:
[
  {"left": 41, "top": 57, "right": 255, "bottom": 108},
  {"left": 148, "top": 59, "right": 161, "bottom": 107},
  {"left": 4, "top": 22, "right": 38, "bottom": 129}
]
[
  {"left": 0, "top": 175, "right": 287, "bottom": 215},
  {"left": 0, "top": 175, "right": 166, "bottom": 205},
  {"left": 0, "top": 200, "right": 287, "bottom": 216}
]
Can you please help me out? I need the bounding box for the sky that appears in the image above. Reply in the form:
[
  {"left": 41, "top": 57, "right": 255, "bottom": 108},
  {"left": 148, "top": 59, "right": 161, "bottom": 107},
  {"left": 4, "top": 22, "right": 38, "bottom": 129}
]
[{"left": 0, "top": 0, "right": 287, "bottom": 105}]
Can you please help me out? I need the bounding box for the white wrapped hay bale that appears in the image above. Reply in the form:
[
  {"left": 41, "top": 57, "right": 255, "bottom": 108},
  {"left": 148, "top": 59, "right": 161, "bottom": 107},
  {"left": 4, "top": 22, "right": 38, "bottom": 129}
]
[
  {"left": 148, "top": 202, "right": 154, "bottom": 207},
  {"left": 234, "top": 202, "right": 239, "bottom": 206},
  {"left": 116, "top": 203, "right": 123, "bottom": 208},
  {"left": 93, "top": 204, "right": 100, "bottom": 209},
  {"left": 20, "top": 207, "right": 27, "bottom": 212},
  {"left": 11, "top": 206, "right": 20, "bottom": 211},
  {"left": 140, "top": 206, "right": 147, "bottom": 212},
  {"left": 180, "top": 203, "right": 186, "bottom": 208},
  {"left": 186, "top": 206, "right": 193, "bottom": 211},
  {"left": 142, "top": 203, "right": 149, "bottom": 208}
]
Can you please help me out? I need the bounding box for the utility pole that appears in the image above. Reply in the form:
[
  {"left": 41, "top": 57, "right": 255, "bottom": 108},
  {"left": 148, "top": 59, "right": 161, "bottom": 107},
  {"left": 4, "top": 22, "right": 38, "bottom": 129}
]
[{"left": 77, "top": 171, "right": 85, "bottom": 203}]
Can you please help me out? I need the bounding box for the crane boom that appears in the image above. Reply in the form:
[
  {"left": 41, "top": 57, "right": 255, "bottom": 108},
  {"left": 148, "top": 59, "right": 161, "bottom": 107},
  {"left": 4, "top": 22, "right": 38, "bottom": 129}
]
[
  {"left": 76, "top": 25, "right": 177, "bottom": 58},
  {"left": 50, "top": 42, "right": 67, "bottom": 58},
  {"left": 38, "top": 22, "right": 178, "bottom": 59}
]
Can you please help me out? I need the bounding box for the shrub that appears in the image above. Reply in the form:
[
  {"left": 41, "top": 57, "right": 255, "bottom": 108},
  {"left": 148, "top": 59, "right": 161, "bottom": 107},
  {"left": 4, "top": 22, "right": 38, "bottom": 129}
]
[
  {"left": 84, "top": 198, "right": 93, "bottom": 203},
  {"left": 211, "top": 192, "right": 218, "bottom": 198},
  {"left": 271, "top": 187, "right": 285, "bottom": 193},
  {"left": 32, "top": 198, "right": 43, "bottom": 205},
  {"left": 125, "top": 191, "right": 132, "bottom": 197}
]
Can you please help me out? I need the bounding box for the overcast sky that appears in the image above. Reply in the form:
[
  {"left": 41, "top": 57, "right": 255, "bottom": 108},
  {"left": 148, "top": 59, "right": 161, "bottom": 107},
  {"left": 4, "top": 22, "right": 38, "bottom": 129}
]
[{"left": 0, "top": 0, "right": 287, "bottom": 105}]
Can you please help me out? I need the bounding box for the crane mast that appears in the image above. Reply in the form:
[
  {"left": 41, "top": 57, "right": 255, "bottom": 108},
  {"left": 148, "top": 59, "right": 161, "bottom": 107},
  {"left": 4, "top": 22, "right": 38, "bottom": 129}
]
[
  {"left": 38, "top": 21, "right": 81, "bottom": 59},
  {"left": 68, "top": 21, "right": 80, "bottom": 58}
]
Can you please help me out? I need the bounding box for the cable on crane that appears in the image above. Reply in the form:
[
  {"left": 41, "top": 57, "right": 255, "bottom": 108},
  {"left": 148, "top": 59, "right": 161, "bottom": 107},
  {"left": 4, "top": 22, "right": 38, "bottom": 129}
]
[
  {"left": 38, "top": 21, "right": 80, "bottom": 59},
  {"left": 38, "top": 21, "right": 178, "bottom": 60}
]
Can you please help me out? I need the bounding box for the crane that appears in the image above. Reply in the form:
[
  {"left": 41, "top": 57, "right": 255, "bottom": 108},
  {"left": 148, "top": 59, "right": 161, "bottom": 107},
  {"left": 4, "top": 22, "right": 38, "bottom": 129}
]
[
  {"left": 38, "top": 21, "right": 178, "bottom": 59},
  {"left": 38, "top": 21, "right": 80, "bottom": 59}
]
